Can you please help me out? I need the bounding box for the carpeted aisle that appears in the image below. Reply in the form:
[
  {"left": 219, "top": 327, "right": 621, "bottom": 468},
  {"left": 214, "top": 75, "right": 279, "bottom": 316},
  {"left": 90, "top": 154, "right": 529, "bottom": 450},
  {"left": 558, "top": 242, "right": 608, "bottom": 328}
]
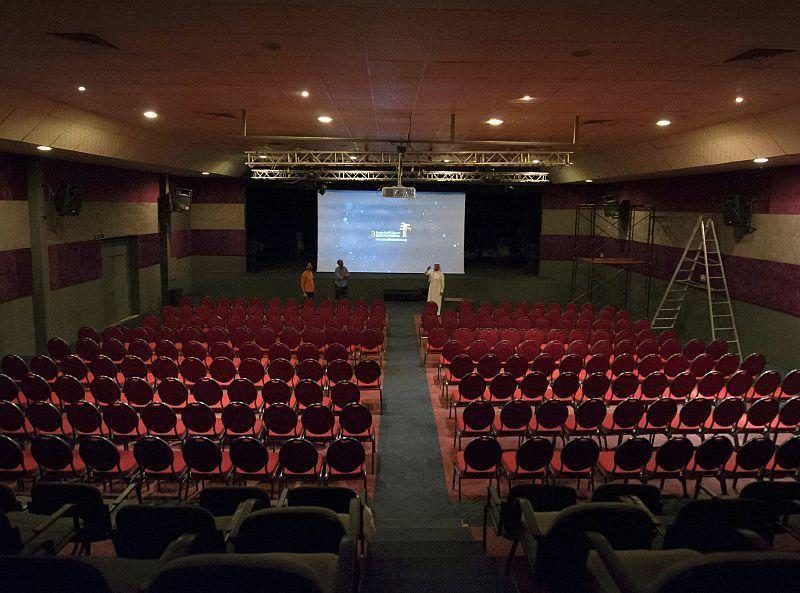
[{"left": 362, "top": 303, "right": 518, "bottom": 593}]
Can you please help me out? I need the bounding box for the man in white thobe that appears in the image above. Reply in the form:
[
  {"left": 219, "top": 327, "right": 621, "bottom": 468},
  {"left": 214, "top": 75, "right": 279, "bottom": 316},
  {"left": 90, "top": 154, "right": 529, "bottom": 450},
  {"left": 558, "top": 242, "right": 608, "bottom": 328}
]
[{"left": 425, "top": 263, "right": 445, "bottom": 312}]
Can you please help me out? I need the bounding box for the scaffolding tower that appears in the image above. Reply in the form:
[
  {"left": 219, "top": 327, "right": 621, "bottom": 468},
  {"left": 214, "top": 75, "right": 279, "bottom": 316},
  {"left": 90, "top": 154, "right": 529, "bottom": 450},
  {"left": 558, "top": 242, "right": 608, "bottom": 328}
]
[{"left": 569, "top": 203, "right": 656, "bottom": 317}]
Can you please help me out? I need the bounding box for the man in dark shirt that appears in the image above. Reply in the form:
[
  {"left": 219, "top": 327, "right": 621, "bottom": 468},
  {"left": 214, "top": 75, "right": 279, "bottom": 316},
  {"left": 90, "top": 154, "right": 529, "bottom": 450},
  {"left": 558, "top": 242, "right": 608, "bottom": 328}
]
[{"left": 334, "top": 259, "right": 350, "bottom": 300}]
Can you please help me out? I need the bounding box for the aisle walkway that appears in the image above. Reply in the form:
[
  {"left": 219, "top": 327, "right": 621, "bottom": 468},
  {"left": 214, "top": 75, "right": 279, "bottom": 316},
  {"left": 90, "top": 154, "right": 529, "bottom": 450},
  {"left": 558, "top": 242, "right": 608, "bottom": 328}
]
[{"left": 362, "top": 303, "right": 517, "bottom": 593}]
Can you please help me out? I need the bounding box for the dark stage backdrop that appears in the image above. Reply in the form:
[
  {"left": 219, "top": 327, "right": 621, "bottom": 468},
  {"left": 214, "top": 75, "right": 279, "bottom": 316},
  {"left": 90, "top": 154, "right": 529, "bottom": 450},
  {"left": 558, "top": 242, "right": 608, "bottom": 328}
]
[{"left": 245, "top": 182, "right": 541, "bottom": 274}]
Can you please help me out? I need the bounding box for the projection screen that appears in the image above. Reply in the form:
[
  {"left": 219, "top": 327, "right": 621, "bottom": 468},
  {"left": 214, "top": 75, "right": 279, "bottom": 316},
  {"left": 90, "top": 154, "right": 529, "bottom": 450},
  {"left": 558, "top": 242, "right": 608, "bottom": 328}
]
[{"left": 317, "top": 190, "right": 465, "bottom": 273}]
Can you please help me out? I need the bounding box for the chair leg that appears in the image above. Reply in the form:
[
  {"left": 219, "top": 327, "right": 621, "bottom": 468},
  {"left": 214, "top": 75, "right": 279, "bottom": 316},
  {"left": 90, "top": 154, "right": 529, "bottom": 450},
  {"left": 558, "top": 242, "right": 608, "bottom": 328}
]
[{"left": 482, "top": 505, "right": 489, "bottom": 551}]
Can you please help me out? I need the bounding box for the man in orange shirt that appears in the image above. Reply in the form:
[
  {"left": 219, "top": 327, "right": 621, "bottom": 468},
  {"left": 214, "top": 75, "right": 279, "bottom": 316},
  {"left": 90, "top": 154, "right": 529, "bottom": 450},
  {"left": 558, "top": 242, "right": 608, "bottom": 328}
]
[{"left": 300, "top": 262, "right": 315, "bottom": 299}]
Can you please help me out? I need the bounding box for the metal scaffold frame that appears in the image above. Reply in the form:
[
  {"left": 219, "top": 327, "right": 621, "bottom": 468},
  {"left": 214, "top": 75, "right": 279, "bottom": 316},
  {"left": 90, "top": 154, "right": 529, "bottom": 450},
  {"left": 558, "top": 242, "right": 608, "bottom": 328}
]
[
  {"left": 250, "top": 168, "right": 550, "bottom": 183},
  {"left": 569, "top": 203, "right": 656, "bottom": 317},
  {"left": 246, "top": 150, "right": 572, "bottom": 168}
]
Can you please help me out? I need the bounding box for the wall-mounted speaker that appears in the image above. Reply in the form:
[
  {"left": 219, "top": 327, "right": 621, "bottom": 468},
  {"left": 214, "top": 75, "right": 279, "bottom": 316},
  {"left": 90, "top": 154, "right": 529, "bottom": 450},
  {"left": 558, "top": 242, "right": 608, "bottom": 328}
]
[
  {"left": 53, "top": 184, "right": 83, "bottom": 216},
  {"left": 171, "top": 188, "right": 193, "bottom": 213},
  {"left": 723, "top": 194, "right": 755, "bottom": 234}
]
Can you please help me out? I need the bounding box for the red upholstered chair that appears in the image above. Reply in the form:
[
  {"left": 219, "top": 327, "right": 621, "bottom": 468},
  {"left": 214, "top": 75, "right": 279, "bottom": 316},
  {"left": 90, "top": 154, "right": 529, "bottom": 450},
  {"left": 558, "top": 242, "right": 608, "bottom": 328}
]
[
  {"left": 359, "top": 328, "right": 384, "bottom": 361},
  {"left": 519, "top": 372, "right": 548, "bottom": 405},
  {"left": 558, "top": 354, "right": 584, "bottom": 376},
  {"left": 89, "top": 355, "right": 118, "bottom": 383},
  {"left": 601, "top": 398, "right": 645, "bottom": 445},
  {"left": 182, "top": 402, "right": 224, "bottom": 438},
  {"left": 295, "top": 379, "right": 327, "bottom": 409},
  {"left": 267, "top": 342, "right": 292, "bottom": 363},
  {"left": 155, "top": 340, "right": 180, "bottom": 361},
  {"left": 643, "top": 436, "right": 694, "bottom": 496},
  {"left": 454, "top": 401, "right": 495, "bottom": 449},
  {"left": 493, "top": 400, "right": 532, "bottom": 444},
  {"left": 228, "top": 436, "right": 278, "bottom": 489},
  {"left": 753, "top": 370, "right": 781, "bottom": 400},
  {"left": 424, "top": 327, "right": 448, "bottom": 365},
  {"left": 181, "top": 341, "right": 207, "bottom": 362},
  {"left": 338, "top": 403, "right": 376, "bottom": 473},
  {"left": 20, "top": 374, "right": 53, "bottom": 405},
  {"left": 551, "top": 372, "right": 580, "bottom": 400},
  {"left": 323, "top": 437, "right": 367, "bottom": 490},
  {"left": 75, "top": 338, "right": 101, "bottom": 363},
  {"left": 0, "top": 401, "right": 30, "bottom": 440},
  {"left": 53, "top": 375, "right": 85, "bottom": 406},
  {"left": 670, "top": 397, "right": 713, "bottom": 436},
  {"left": 684, "top": 435, "right": 734, "bottom": 497},
  {"left": 585, "top": 354, "right": 611, "bottom": 376},
  {"left": 193, "top": 378, "right": 223, "bottom": 410},
  {"left": 725, "top": 370, "right": 753, "bottom": 399},
  {"left": 0, "top": 374, "right": 20, "bottom": 405},
  {"left": 597, "top": 437, "right": 653, "bottom": 483},
  {"left": 326, "top": 358, "right": 353, "bottom": 386},
  {"left": 696, "top": 370, "right": 725, "bottom": 399},
  {"left": 30, "top": 355, "right": 58, "bottom": 383},
  {"left": 0, "top": 434, "right": 38, "bottom": 485},
  {"left": 102, "top": 338, "right": 127, "bottom": 364},
  {"left": 228, "top": 378, "right": 259, "bottom": 408},
  {"left": 718, "top": 437, "right": 775, "bottom": 493},
  {"left": 453, "top": 436, "right": 502, "bottom": 501},
  {"left": 27, "top": 401, "right": 71, "bottom": 438},
  {"left": 152, "top": 356, "right": 180, "bottom": 382},
  {"left": 61, "top": 355, "right": 91, "bottom": 385},
  {"left": 78, "top": 435, "right": 138, "bottom": 486},
  {"left": 221, "top": 402, "right": 263, "bottom": 439},
  {"left": 90, "top": 376, "right": 121, "bottom": 406},
  {"left": 235, "top": 358, "right": 265, "bottom": 387},
  {"left": 663, "top": 353, "right": 689, "bottom": 379},
  {"left": 605, "top": 372, "right": 638, "bottom": 404},
  {"left": 635, "top": 339, "right": 659, "bottom": 361},
  {"left": 637, "top": 354, "right": 662, "bottom": 378},
  {"left": 779, "top": 369, "right": 800, "bottom": 401},
  {"left": 329, "top": 380, "right": 359, "bottom": 412},
  {"left": 682, "top": 339, "right": 706, "bottom": 361},
  {"left": 488, "top": 372, "right": 517, "bottom": 405},
  {"left": 667, "top": 371, "right": 697, "bottom": 403},
  {"left": 530, "top": 399, "right": 569, "bottom": 442},
  {"left": 549, "top": 437, "right": 600, "bottom": 491},
  {"left": 477, "top": 353, "right": 502, "bottom": 380},
  {"left": 504, "top": 354, "right": 529, "bottom": 381},
  {"left": 262, "top": 379, "right": 292, "bottom": 407},
  {"left": 30, "top": 435, "right": 85, "bottom": 480},
  {"left": 179, "top": 357, "right": 207, "bottom": 386},
  {"left": 354, "top": 359, "right": 382, "bottom": 411},
  {"left": 46, "top": 337, "right": 71, "bottom": 363},
  {"left": 740, "top": 352, "right": 766, "bottom": 376},
  {"left": 638, "top": 398, "right": 678, "bottom": 439},
  {"left": 714, "top": 353, "right": 740, "bottom": 377},
  {"left": 517, "top": 339, "right": 541, "bottom": 363},
  {"left": 565, "top": 399, "right": 606, "bottom": 441},
  {"left": 102, "top": 402, "right": 145, "bottom": 444},
  {"left": 640, "top": 372, "right": 668, "bottom": 402},
  {"left": 65, "top": 401, "right": 104, "bottom": 438},
  {"left": 296, "top": 359, "right": 324, "bottom": 384},
  {"left": 238, "top": 342, "right": 264, "bottom": 363},
  {"left": 209, "top": 342, "right": 235, "bottom": 361},
  {"left": 133, "top": 435, "right": 187, "bottom": 498},
  {"left": 766, "top": 436, "right": 800, "bottom": 480},
  {"left": 704, "top": 397, "right": 746, "bottom": 444},
  {"left": 500, "top": 437, "right": 554, "bottom": 493},
  {"left": 443, "top": 354, "right": 476, "bottom": 399},
  {"left": 278, "top": 437, "right": 323, "bottom": 487},
  {"left": 299, "top": 404, "right": 336, "bottom": 444},
  {"left": 141, "top": 402, "right": 186, "bottom": 441},
  {"left": 157, "top": 377, "right": 189, "bottom": 409},
  {"left": 181, "top": 436, "right": 233, "bottom": 497},
  {"left": 736, "top": 397, "right": 779, "bottom": 441},
  {"left": 771, "top": 396, "right": 800, "bottom": 436},
  {"left": 121, "top": 377, "right": 153, "bottom": 409}
]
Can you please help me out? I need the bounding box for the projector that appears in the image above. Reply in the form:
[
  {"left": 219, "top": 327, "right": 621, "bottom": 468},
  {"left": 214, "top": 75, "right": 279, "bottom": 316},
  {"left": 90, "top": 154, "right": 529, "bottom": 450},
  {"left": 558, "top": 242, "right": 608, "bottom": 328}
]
[{"left": 381, "top": 186, "right": 416, "bottom": 198}]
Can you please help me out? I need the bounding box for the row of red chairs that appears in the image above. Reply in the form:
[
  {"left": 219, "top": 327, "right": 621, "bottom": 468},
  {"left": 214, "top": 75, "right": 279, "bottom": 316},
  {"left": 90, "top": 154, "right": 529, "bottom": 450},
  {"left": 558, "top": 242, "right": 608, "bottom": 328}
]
[
  {"left": 0, "top": 432, "right": 370, "bottom": 497},
  {"left": 423, "top": 310, "right": 651, "bottom": 333},
  {"left": 452, "top": 433, "right": 800, "bottom": 499},
  {"left": 451, "top": 396, "right": 800, "bottom": 451}
]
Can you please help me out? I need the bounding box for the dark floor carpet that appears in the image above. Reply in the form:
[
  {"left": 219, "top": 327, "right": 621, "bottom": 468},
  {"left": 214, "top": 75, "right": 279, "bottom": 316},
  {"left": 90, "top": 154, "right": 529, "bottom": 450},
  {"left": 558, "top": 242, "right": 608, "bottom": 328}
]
[{"left": 362, "top": 303, "right": 518, "bottom": 593}]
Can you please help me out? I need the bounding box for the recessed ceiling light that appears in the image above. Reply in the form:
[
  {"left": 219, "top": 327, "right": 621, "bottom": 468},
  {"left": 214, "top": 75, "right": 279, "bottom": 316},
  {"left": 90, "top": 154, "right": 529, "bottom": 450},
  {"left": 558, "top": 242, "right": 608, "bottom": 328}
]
[
  {"left": 656, "top": 119, "right": 671, "bottom": 127},
  {"left": 201, "top": 171, "right": 210, "bottom": 175},
  {"left": 486, "top": 118, "right": 503, "bottom": 126},
  {"left": 77, "top": 85, "right": 86, "bottom": 92},
  {"left": 735, "top": 96, "right": 745, "bottom": 104},
  {"left": 36, "top": 145, "right": 52, "bottom": 151},
  {"left": 300, "top": 90, "right": 310, "bottom": 98},
  {"left": 753, "top": 157, "right": 768, "bottom": 163},
  {"left": 317, "top": 115, "right": 332, "bottom": 123},
  {"left": 143, "top": 110, "right": 158, "bottom": 119},
  {"left": 521, "top": 95, "right": 533, "bottom": 101},
  {"left": 259, "top": 155, "right": 267, "bottom": 159},
  {"left": 532, "top": 159, "right": 541, "bottom": 164},
  {"left": 585, "top": 179, "right": 593, "bottom": 183},
  {"left": 348, "top": 155, "right": 357, "bottom": 160},
  {"left": 443, "top": 159, "right": 451, "bottom": 163}
]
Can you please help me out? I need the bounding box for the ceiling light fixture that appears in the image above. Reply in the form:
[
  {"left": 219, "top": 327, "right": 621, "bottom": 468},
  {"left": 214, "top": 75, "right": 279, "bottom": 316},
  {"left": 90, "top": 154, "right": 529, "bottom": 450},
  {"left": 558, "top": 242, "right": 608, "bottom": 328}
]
[
  {"left": 348, "top": 155, "right": 357, "bottom": 160},
  {"left": 735, "top": 96, "right": 745, "bottom": 103},
  {"left": 486, "top": 118, "right": 503, "bottom": 126},
  {"left": 656, "top": 119, "right": 671, "bottom": 127},
  {"left": 201, "top": 171, "right": 210, "bottom": 175},
  {"left": 77, "top": 85, "right": 86, "bottom": 92},
  {"left": 36, "top": 145, "right": 52, "bottom": 151},
  {"left": 143, "top": 110, "right": 158, "bottom": 119},
  {"left": 753, "top": 157, "right": 768, "bottom": 163},
  {"left": 317, "top": 115, "right": 332, "bottom": 123},
  {"left": 585, "top": 179, "right": 593, "bottom": 183},
  {"left": 300, "top": 90, "right": 310, "bottom": 98},
  {"left": 532, "top": 159, "right": 541, "bottom": 164},
  {"left": 521, "top": 95, "right": 533, "bottom": 101}
]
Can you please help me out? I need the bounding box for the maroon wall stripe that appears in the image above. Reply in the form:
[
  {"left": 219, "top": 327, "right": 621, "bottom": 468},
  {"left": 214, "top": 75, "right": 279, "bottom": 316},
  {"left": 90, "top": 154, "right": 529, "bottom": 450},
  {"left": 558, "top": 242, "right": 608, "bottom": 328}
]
[
  {"left": 539, "top": 235, "right": 575, "bottom": 260},
  {"left": 540, "top": 185, "right": 596, "bottom": 210},
  {"left": 191, "top": 229, "right": 246, "bottom": 256},
  {"left": 48, "top": 241, "right": 102, "bottom": 290},
  {"left": 0, "top": 153, "right": 27, "bottom": 201},
  {"left": 0, "top": 248, "right": 33, "bottom": 302},
  {"left": 173, "top": 177, "right": 246, "bottom": 204},
  {"left": 43, "top": 160, "right": 159, "bottom": 203},
  {"left": 137, "top": 233, "right": 161, "bottom": 268},
  {"left": 170, "top": 229, "right": 192, "bottom": 259}
]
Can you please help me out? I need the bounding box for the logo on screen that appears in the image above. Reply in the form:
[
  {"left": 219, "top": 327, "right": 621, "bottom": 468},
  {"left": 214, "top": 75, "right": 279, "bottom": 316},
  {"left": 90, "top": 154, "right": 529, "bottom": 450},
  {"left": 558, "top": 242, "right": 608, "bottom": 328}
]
[{"left": 370, "top": 222, "right": 412, "bottom": 242}]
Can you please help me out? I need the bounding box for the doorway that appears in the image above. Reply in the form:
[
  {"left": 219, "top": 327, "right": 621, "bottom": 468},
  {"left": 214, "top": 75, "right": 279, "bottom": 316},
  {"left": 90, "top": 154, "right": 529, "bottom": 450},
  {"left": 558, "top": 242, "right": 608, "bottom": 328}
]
[{"left": 101, "top": 238, "right": 139, "bottom": 324}]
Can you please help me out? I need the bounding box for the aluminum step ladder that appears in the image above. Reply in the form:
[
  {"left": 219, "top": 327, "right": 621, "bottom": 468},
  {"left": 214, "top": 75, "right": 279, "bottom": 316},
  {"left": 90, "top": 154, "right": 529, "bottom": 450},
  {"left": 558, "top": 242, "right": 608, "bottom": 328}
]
[{"left": 651, "top": 216, "right": 742, "bottom": 358}]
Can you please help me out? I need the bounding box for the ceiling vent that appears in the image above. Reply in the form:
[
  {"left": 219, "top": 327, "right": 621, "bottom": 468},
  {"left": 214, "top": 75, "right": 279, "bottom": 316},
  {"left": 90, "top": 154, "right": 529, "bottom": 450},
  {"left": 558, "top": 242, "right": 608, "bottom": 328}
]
[
  {"left": 723, "top": 48, "right": 797, "bottom": 63},
  {"left": 46, "top": 32, "right": 119, "bottom": 49}
]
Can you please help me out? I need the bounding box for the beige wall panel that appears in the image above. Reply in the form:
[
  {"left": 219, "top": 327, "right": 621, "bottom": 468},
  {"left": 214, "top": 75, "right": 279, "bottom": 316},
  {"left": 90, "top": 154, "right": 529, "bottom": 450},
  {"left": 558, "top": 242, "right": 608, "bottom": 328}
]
[
  {"left": 47, "top": 202, "right": 158, "bottom": 244},
  {"left": 190, "top": 204, "right": 245, "bottom": 230},
  {"left": 0, "top": 297, "right": 35, "bottom": 356},
  {"left": 139, "top": 264, "right": 162, "bottom": 314},
  {"left": 192, "top": 256, "right": 246, "bottom": 274},
  {"left": 48, "top": 279, "right": 105, "bottom": 340},
  {"left": 541, "top": 209, "right": 575, "bottom": 235},
  {"left": 0, "top": 201, "right": 31, "bottom": 250}
]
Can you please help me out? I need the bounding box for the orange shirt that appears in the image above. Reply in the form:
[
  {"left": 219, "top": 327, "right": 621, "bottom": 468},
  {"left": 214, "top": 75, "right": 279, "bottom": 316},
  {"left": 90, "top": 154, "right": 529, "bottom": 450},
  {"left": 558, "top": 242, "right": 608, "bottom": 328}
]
[{"left": 301, "top": 270, "right": 315, "bottom": 293}]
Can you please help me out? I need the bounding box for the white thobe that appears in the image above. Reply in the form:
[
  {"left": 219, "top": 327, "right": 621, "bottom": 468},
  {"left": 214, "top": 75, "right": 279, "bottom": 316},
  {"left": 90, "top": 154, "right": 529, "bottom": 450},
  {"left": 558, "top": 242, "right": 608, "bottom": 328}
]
[{"left": 425, "top": 269, "right": 445, "bottom": 311}]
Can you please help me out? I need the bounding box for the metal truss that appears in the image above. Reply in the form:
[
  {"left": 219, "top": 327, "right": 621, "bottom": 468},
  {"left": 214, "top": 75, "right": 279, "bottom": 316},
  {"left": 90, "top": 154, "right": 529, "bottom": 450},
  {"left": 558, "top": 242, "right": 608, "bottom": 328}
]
[
  {"left": 250, "top": 169, "right": 549, "bottom": 183},
  {"left": 246, "top": 150, "right": 571, "bottom": 168}
]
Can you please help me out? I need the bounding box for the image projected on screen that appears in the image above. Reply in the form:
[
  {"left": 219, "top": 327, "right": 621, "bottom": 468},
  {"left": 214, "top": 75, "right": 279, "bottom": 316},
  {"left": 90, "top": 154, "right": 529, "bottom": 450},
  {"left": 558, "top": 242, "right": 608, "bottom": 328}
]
[{"left": 317, "top": 190, "right": 465, "bottom": 274}]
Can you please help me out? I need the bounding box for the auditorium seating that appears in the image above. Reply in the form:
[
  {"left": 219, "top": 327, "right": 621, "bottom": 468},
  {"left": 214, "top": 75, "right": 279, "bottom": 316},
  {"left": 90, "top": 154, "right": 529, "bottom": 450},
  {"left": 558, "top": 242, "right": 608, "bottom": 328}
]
[{"left": 418, "top": 301, "right": 799, "bottom": 500}]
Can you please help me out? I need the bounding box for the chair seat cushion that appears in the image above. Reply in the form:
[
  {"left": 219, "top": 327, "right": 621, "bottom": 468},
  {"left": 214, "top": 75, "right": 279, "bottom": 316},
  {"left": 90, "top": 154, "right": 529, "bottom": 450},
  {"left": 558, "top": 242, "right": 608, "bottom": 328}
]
[
  {"left": 549, "top": 450, "right": 592, "bottom": 475},
  {"left": 235, "top": 455, "right": 279, "bottom": 477},
  {"left": 144, "top": 451, "right": 186, "bottom": 475},
  {"left": 586, "top": 548, "right": 702, "bottom": 593},
  {"left": 501, "top": 450, "right": 545, "bottom": 476},
  {"left": 0, "top": 450, "right": 38, "bottom": 476},
  {"left": 188, "top": 452, "right": 233, "bottom": 477},
  {"left": 283, "top": 457, "right": 323, "bottom": 476},
  {"left": 93, "top": 449, "right": 138, "bottom": 475}
]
